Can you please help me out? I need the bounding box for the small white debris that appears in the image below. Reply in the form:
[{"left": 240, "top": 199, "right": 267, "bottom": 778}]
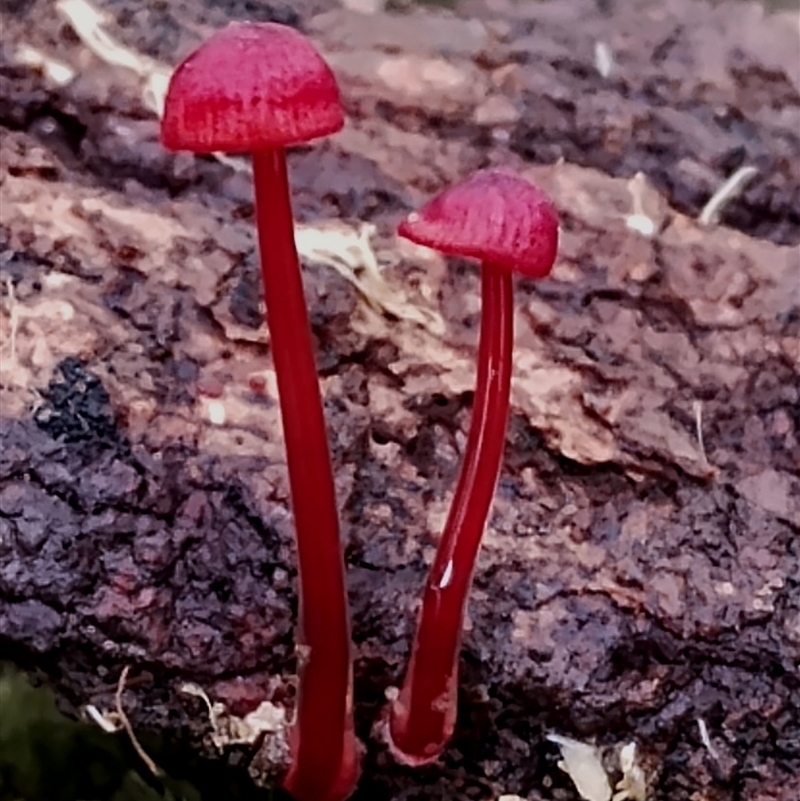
[
  {"left": 14, "top": 45, "right": 76, "bottom": 86},
  {"left": 547, "top": 733, "right": 612, "bottom": 801},
  {"left": 594, "top": 41, "right": 615, "bottom": 78},
  {"left": 57, "top": 0, "right": 148, "bottom": 74},
  {"left": 185, "top": 681, "right": 292, "bottom": 788},
  {"left": 56, "top": 0, "right": 171, "bottom": 116},
  {"left": 625, "top": 214, "right": 657, "bottom": 237},
  {"left": 625, "top": 172, "right": 658, "bottom": 237},
  {"left": 295, "top": 221, "right": 445, "bottom": 335},
  {"left": 698, "top": 165, "right": 759, "bottom": 226},
  {"left": 180, "top": 682, "right": 288, "bottom": 751},
  {"left": 207, "top": 400, "right": 226, "bottom": 426},
  {"left": 613, "top": 742, "right": 647, "bottom": 801},
  {"left": 692, "top": 400, "right": 707, "bottom": 462},
  {"left": 697, "top": 718, "right": 720, "bottom": 761},
  {"left": 84, "top": 703, "right": 120, "bottom": 733},
  {"left": 341, "top": 0, "right": 385, "bottom": 12},
  {"left": 143, "top": 70, "right": 170, "bottom": 117}
]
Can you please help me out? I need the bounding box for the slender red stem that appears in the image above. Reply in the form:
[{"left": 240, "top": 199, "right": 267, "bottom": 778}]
[
  {"left": 251, "top": 149, "right": 357, "bottom": 801},
  {"left": 388, "top": 265, "right": 514, "bottom": 764}
]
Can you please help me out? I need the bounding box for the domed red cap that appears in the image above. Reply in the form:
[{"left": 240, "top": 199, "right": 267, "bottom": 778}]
[
  {"left": 398, "top": 170, "right": 559, "bottom": 278},
  {"left": 161, "top": 22, "right": 344, "bottom": 154}
]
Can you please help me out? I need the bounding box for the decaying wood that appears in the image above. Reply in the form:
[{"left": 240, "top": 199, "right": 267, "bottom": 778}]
[{"left": 1, "top": 0, "right": 798, "bottom": 799}]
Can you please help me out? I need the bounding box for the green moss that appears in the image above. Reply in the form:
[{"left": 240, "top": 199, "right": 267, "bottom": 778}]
[{"left": 0, "top": 669, "right": 200, "bottom": 801}]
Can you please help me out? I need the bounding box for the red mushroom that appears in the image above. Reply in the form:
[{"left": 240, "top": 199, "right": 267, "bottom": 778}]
[
  {"left": 388, "top": 170, "right": 559, "bottom": 765},
  {"left": 161, "top": 23, "right": 357, "bottom": 801}
]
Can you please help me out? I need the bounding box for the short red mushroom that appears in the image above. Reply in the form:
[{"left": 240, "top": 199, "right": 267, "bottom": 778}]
[
  {"left": 388, "top": 170, "right": 559, "bottom": 765},
  {"left": 161, "top": 23, "right": 357, "bottom": 801}
]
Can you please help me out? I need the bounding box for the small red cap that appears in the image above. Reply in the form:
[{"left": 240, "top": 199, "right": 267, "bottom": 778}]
[
  {"left": 398, "top": 170, "right": 559, "bottom": 278},
  {"left": 161, "top": 22, "right": 344, "bottom": 154}
]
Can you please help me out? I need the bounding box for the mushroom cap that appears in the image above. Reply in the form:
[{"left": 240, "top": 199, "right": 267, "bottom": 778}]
[
  {"left": 398, "top": 170, "right": 559, "bottom": 278},
  {"left": 161, "top": 22, "right": 344, "bottom": 153}
]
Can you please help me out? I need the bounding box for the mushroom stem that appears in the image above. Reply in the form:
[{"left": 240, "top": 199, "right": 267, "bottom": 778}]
[
  {"left": 252, "top": 148, "right": 357, "bottom": 801},
  {"left": 388, "top": 265, "right": 513, "bottom": 765}
]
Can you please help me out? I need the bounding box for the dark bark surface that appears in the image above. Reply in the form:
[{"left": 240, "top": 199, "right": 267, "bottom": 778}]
[{"left": 0, "top": 1, "right": 798, "bottom": 799}]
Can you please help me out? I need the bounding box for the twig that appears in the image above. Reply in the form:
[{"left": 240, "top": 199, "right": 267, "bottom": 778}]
[{"left": 115, "top": 665, "right": 162, "bottom": 778}]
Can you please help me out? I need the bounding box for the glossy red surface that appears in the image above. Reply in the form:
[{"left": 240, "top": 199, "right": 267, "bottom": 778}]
[
  {"left": 161, "top": 22, "right": 343, "bottom": 153},
  {"left": 398, "top": 170, "right": 559, "bottom": 279}
]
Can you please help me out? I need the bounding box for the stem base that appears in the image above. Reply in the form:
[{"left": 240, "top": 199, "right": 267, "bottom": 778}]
[{"left": 387, "top": 266, "right": 513, "bottom": 764}]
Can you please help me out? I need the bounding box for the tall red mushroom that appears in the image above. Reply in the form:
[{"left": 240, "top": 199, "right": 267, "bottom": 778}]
[
  {"left": 161, "top": 23, "right": 357, "bottom": 801},
  {"left": 388, "top": 170, "right": 559, "bottom": 765}
]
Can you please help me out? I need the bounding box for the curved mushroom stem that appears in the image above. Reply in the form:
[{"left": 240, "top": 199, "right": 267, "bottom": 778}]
[
  {"left": 388, "top": 265, "right": 514, "bottom": 765},
  {"left": 252, "top": 149, "right": 358, "bottom": 801}
]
